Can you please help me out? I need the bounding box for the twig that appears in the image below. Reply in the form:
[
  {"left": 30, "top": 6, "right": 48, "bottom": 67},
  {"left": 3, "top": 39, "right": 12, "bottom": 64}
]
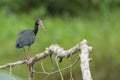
[
  {"left": 41, "top": 63, "right": 46, "bottom": 73},
  {"left": 44, "top": 75, "right": 50, "bottom": 80},
  {"left": 40, "top": 63, "right": 50, "bottom": 80},
  {"left": 9, "top": 65, "right": 12, "bottom": 80},
  {"left": 9, "top": 66, "right": 16, "bottom": 80},
  {"left": 69, "top": 56, "right": 74, "bottom": 80},
  {"left": 33, "top": 57, "right": 79, "bottom": 75},
  {"left": 55, "top": 56, "right": 64, "bottom": 80}
]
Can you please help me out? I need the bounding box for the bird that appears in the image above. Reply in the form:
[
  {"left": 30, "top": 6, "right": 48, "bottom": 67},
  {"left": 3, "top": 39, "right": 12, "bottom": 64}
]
[{"left": 15, "top": 19, "right": 46, "bottom": 60}]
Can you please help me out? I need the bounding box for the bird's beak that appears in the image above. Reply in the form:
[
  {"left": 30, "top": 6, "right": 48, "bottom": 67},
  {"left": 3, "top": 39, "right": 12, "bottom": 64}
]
[{"left": 39, "top": 20, "right": 46, "bottom": 34}]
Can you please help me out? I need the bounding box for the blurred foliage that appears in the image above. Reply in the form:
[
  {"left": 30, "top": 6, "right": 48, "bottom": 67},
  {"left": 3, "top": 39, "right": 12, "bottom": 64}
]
[{"left": 0, "top": 0, "right": 120, "bottom": 16}]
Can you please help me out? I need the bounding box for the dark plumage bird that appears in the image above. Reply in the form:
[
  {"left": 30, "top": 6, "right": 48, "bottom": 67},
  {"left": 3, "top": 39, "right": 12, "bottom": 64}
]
[{"left": 15, "top": 19, "right": 46, "bottom": 59}]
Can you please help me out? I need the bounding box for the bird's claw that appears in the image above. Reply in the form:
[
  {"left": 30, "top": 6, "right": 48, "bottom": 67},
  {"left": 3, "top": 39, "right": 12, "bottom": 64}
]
[{"left": 23, "top": 55, "right": 31, "bottom": 61}]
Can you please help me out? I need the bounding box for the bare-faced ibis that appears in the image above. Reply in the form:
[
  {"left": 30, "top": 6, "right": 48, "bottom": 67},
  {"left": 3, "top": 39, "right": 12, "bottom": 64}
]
[{"left": 15, "top": 19, "right": 46, "bottom": 59}]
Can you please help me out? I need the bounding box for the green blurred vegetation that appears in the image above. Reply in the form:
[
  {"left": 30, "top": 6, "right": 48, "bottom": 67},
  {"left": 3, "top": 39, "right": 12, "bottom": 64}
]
[
  {"left": 1, "top": 0, "right": 120, "bottom": 16},
  {"left": 0, "top": 0, "right": 120, "bottom": 80}
]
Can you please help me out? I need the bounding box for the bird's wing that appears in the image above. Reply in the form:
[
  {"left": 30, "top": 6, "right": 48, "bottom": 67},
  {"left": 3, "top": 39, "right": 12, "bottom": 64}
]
[{"left": 16, "top": 30, "right": 35, "bottom": 48}]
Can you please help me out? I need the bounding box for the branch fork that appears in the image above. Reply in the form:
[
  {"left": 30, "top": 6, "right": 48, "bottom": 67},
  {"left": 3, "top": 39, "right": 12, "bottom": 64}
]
[{"left": 0, "top": 39, "right": 93, "bottom": 80}]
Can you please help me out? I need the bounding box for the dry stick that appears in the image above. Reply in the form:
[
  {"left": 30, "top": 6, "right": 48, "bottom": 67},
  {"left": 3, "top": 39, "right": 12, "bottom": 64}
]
[
  {"left": 0, "top": 39, "right": 93, "bottom": 80},
  {"left": 0, "top": 61, "right": 25, "bottom": 69},
  {"left": 34, "top": 57, "right": 79, "bottom": 75},
  {"left": 69, "top": 56, "right": 74, "bottom": 80},
  {"left": 79, "top": 40, "right": 93, "bottom": 80},
  {"left": 9, "top": 65, "right": 12, "bottom": 80},
  {"left": 55, "top": 56, "right": 64, "bottom": 80},
  {"left": 40, "top": 63, "right": 50, "bottom": 80},
  {"left": 9, "top": 65, "right": 16, "bottom": 80},
  {"left": 28, "top": 63, "right": 34, "bottom": 80},
  {"left": 44, "top": 75, "right": 50, "bottom": 80},
  {"left": 41, "top": 63, "right": 46, "bottom": 73}
]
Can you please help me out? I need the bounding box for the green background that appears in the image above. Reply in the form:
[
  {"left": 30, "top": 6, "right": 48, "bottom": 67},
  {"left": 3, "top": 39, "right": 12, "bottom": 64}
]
[{"left": 0, "top": 0, "right": 120, "bottom": 80}]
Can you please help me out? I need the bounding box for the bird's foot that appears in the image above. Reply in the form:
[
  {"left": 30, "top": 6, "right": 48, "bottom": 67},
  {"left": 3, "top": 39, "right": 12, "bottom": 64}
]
[{"left": 23, "top": 55, "right": 31, "bottom": 61}]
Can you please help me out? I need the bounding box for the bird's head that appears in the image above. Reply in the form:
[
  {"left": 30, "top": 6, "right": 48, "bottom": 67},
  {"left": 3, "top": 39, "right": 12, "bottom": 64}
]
[{"left": 36, "top": 19, "right": 46, "bottom": 33}]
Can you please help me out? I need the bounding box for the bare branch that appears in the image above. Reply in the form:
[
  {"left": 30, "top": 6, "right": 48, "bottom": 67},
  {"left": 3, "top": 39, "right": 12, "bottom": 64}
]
[
  {"left": 79, "top": 39, "right": 93, "bottom": 80},
  {"left": 28, "top": 63, "right": 34, "bottom": 80},
  {"left": 0, "top": 39, "right": 93, "bottom": 80},
  {"left": 0, "top": 61, "right": 25, "bottom": 69},
  {"left": 0, "top": 39, "right": 81, "bottom": 69}
]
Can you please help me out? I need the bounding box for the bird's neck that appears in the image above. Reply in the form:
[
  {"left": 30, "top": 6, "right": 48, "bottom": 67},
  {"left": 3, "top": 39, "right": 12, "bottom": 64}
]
[{"left": 33, "top": 23, "right": 39, "bottom": 35}]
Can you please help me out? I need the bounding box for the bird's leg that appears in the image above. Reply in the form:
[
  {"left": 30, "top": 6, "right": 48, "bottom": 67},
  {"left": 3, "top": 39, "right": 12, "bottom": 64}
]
[
  {"left": 27, "top": 46, "right": 31, "bottom": 60},
  {"left": 23, "top": 47, "right": 27, "bottom": 60}
]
